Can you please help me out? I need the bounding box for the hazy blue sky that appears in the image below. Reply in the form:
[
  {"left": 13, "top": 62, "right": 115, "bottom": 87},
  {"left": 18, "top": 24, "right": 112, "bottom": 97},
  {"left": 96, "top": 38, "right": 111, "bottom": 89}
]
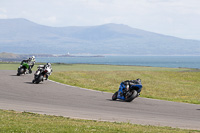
[{"left": 0, "top": 0, "right": 200, "bottom": 40}]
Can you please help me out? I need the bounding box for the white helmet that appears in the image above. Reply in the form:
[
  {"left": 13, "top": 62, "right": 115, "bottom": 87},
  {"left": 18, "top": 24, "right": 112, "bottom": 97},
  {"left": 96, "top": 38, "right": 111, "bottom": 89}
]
[
  {"left": 32, "top": 56, "right": 35, "bottom": 59},
  {"left": 47, "top": 62, "right": 51, "bottom": 67}
]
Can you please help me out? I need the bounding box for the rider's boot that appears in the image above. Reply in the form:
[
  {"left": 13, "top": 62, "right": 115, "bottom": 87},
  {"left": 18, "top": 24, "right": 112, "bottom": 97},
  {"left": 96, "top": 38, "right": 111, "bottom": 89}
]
[
  {"left": 25, "top": 69, "right": 28, "bottom": 74},
  {"left": 29, "top": 69, "right": 32, "bottom": 74},
  {"left": 45, "top": 75, "right": 48, "bottom": 80}
]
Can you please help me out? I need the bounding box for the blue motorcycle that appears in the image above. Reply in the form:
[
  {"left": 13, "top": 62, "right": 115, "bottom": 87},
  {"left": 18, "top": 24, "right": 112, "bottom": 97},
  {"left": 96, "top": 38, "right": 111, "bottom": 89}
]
[{"left": 112, "top": 79, "right": 142, "bottom": 102}]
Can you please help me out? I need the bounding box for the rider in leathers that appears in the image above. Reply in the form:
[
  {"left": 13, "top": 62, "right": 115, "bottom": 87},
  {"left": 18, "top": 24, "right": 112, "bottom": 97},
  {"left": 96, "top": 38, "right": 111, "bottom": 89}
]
[
  {"left": 21, "top": 56, "right": 35, "bottom": 74},
  {"left": 43, "top": 63, "right": 52, "bottom": 80},
  {"left": 120, "top": 79, "right": 142, "bottom": 97}
]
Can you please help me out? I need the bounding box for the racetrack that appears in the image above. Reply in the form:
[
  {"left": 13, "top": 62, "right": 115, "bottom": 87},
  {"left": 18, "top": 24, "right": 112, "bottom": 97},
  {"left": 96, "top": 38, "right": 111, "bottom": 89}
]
[{"left": 0, "top": 70, "right": 200, "bottom": 130}]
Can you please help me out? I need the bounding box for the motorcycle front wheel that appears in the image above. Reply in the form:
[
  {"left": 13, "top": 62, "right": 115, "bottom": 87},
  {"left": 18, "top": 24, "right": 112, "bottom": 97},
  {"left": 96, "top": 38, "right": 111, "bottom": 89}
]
[
  {"left": 112, "top": 91, "right": 118, "bottom": 100},
  {"left": 35, "top": 75, "right": 43, "bottom": 84}
]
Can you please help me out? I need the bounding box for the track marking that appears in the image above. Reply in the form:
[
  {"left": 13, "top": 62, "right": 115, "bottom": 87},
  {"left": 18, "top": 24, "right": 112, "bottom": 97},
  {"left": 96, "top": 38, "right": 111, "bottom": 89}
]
[{"left": 48, "top": 79, "right": 110, "bottom": 94}]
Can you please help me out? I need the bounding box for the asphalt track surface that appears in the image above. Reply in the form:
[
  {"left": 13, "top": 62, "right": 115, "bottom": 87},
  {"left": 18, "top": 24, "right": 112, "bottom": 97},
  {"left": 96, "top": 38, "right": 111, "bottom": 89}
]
[{"left": 0, "top": 70, "right": 200, "bottom": 130}]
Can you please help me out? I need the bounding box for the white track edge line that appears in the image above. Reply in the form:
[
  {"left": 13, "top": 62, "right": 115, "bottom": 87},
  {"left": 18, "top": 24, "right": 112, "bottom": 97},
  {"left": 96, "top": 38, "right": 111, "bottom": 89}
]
[{"left": 48, "top": 79, "right": 111, "bottom": 94}]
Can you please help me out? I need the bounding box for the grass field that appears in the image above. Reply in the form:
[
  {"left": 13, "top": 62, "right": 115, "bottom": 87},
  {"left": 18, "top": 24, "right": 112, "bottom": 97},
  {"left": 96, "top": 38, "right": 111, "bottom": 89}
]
[
  {"left": 0, "top": 62, "right": 192, "bottom": 71},
  {"left": 50, "top": 70, "right": 200, "bottom": 104},
  {"left": 0, "top": 109, "right": 199, "bottom": 133}
]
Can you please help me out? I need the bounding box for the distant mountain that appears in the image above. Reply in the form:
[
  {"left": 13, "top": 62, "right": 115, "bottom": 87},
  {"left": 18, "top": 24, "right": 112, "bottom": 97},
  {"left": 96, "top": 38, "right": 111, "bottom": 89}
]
[
  {"left": 0, "top": 52, "right": 20, "bottom": 58},
  {"left": 0, "top": 18, "right": 200, "bottom": 55}
]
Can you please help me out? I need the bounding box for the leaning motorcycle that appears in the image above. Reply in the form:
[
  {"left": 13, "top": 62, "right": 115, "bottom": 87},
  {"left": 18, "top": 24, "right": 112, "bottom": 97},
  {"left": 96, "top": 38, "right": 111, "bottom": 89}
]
[
  {"left": 32, "top": 65, "right": 50, "bottom": 84},
  {"left": 112, "top": 79, "right": 142, "bottom": 102},
  {"left": 17, "top": 62, "right": 30, "bottom": 76}
]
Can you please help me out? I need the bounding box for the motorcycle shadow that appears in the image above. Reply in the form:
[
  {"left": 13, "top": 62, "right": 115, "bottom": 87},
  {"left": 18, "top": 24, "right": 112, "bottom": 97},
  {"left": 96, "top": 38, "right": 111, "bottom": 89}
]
[
  {"left": 24, "top": 81, "right": 44, "bottom": 84},
  {"left": 10, "top": 75, "right": 19, "bottom": 76},
  {"left": 24, "top": 82, "right": 33, "bottom": 84},
  {"left": 106, "top": 99, "right": 126, "bottom": 102}
]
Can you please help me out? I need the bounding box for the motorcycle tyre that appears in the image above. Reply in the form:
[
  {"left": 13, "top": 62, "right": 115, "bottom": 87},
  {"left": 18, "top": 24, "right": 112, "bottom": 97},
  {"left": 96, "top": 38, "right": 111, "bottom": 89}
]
[
  {"left": 17, "top": 68, "right": 25, "bottom": 76},
  {"left": 20, "top": 68, "right": 24, "bottom": 74},
  {"left": 125, "top": 90, "right": 138, "bottom": 102},
  {"left": 112, "top": 91, "right": 118, "bottom": 100},
  {"left": 35, "top": 75, "right": 43, "bottom": 84}
]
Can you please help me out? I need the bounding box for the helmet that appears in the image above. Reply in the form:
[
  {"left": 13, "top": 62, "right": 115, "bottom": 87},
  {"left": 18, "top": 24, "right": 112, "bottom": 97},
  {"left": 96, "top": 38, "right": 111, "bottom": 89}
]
[
  {"left": 137, "top": 78, "right": 141, "bottom": 83},
  {"left": 46, "top": 62, "right": 51, "bottom": 67},
  {"left": 32, "top": 56, "right": 35, "bottom": 59}
]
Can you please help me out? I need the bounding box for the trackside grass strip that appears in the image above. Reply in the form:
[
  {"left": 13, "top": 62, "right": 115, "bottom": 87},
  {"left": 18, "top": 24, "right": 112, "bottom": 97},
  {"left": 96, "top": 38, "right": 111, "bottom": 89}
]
[
  {"left": 50, "top": 70, "right": 200, "bottom": 104},
  {"left": 0, "top": 110, "right": 199, "bottom": 133},
  {"left": 0, "top": 62, "right": 192, "bottom": 71}
]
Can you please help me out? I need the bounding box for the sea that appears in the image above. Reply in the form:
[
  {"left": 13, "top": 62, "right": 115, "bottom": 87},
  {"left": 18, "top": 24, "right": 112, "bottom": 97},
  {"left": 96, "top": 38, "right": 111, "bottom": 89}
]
[{"left": 36, "top": 56, "right": 200, "bottom": 69}]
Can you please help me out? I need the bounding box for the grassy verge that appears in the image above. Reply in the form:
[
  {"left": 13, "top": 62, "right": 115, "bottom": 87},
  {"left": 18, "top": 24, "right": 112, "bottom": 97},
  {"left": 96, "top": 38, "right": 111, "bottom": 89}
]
[
  {"left": 50, "top": 70, "right": 200, "bottom": 104},
  {"left": 0, "top": 109, "right": 199, "bottom": 133},
  {"left": 0, "top": 62, "right": 192, "bottom": 72}
]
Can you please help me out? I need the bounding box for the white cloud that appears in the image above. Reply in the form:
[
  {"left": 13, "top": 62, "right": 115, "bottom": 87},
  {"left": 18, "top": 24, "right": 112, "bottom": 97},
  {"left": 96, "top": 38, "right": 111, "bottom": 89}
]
[
  {"left": 0, "top": 8, "right": 7, "bottom": 13},
  {"left": 44, "top": 16, "right": 58, "bottom": 24},
  {"left": 0, "top": 8, "right": 7, "bottom": 18},
  {"left": 0, "top": 14, "right": 7, "bottom": 19}
]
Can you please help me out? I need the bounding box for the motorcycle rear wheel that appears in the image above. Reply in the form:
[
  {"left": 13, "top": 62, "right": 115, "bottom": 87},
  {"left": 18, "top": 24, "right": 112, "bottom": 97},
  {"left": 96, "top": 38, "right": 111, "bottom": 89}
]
[
  {"left": 125, "top": 90, "right": 138, "bottom": 102},
  {"left": 19, "top": 68, "right": 24, "bottom": 73}
]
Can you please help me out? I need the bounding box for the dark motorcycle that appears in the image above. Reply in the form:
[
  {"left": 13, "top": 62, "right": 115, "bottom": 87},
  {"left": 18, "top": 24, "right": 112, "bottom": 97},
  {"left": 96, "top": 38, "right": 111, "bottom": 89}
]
[
  {"left": 32, "top": 65, "right": 48, "bottom": 84},
  {"left": 112, "top": 79, "right": 142, "bottom": 102},
  {"left": 17, "top": 62, "right": 30, "bottom": 76}
]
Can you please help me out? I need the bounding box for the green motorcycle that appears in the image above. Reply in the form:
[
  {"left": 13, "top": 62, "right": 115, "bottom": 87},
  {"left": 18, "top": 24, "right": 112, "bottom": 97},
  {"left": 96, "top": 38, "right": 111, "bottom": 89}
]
[{"left": 17, "top": 62, "right": 30, "bottom": 76}]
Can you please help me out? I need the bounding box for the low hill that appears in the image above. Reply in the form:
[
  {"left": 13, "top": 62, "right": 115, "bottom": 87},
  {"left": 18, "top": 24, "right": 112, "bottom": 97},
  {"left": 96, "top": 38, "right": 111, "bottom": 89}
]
[
  {"left": 0, "top": 52, "right": 20, "bottom": 58},
  {"left": 0, "top": 18, "right": 199, "bottom": 55}
]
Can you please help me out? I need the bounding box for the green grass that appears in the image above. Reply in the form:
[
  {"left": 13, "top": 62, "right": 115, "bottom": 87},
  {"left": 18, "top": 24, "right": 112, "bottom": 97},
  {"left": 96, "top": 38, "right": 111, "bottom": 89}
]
[
  {"left": 43, "top": 63, "right": 193, "bottom": 72},
  {"left": 0, "top": 62, "right": 45, "bottom": 71},
  {"left": 0, "top": 62, "right": 20, "bottom": 70},
  {"left": 50, "top": 70, "right": 200, "bottom": 104},
  {"left": 0, "top": 62, "right": 192, "bottom": 72},
  {"left": 0, "top": 109, "right": 199, "bottom": 133}
]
